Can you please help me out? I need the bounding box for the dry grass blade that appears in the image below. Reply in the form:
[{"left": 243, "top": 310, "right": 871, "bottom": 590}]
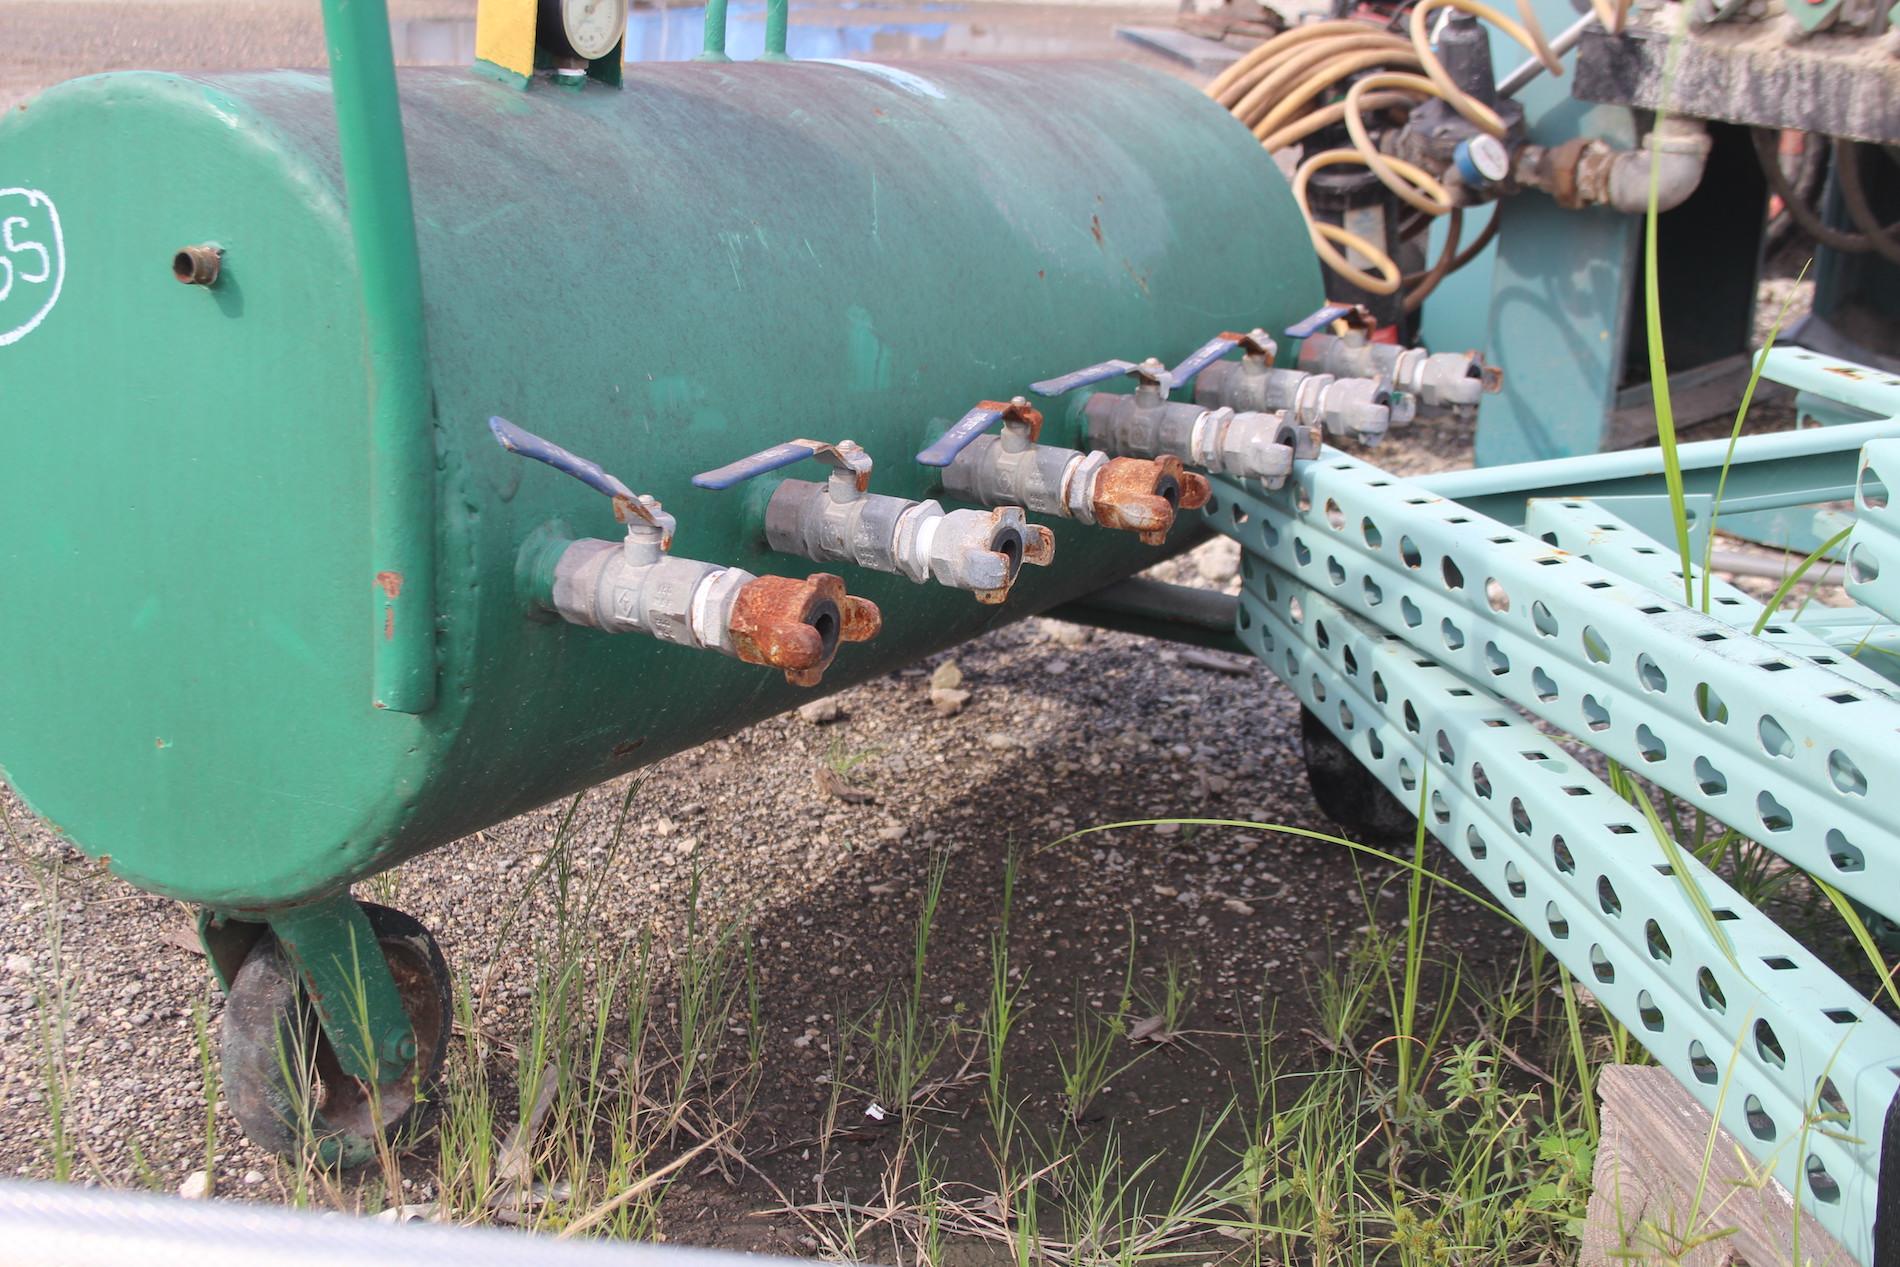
[{"left": 557, "top": 1128, "right": 732, "bottom": 1238}]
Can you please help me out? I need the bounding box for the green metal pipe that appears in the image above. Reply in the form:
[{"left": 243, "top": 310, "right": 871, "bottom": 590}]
[
  {"left": 763, "top": 0, "right": 790, "bottom": 61},
  {"left": 321, "top": 0, "right": 439, "bottom": 714},
  {"left": 699, "top": 0, "right": 731, "bottom": 61}
]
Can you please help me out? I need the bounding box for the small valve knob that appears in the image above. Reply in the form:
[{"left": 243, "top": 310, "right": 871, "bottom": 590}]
[{"left": 729, "top": 573, "right": 881, "bottom": 687}]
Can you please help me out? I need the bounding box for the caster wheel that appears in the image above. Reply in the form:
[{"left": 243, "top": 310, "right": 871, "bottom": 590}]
[
  {"left": 1299, "top": 706, "right": 1418, "bottom": 846},
  {"left": 221, "top": 901, "right": 451, "bottom": 1167}
]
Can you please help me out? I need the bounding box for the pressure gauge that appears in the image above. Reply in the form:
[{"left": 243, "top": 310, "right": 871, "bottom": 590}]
[
  {"left": 1453, "top": 135, "right": 1511, "bottom": 189},
  {"left": 538, "top": 0, "right": 629, "bottom": 61}
]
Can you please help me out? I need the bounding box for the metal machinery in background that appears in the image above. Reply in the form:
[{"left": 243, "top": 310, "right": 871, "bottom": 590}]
[
  {"left": 1203, "top": 0, "right": 1900, "bottom": 461},
  {"left": 2, "top": 0, "right": 1900, "bottom": 1263}
]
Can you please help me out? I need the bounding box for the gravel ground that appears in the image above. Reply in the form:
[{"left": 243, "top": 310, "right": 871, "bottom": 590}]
[{"left": 0, "top": 0, "right": 1824, "bottom": 1247}]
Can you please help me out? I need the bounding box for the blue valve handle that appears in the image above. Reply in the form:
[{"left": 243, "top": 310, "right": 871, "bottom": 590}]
[
  {"left": 916, "top": 403, "right": 1007, "bottom": 468},
  {"left": 1168, "top": 334, "right": 1243, "bottom": 387},
  {"left": 1284, "top": 304, "right": 1355, "bottom": 340},
  {"left": 691, "top": 440, "right": 824, "bottom": 490},
  {"left": 1028, "top": 359, "right": 1141, "bottom": 398},
  {"left": 490, "top": 416, "right": 635, "bottom": 502}
]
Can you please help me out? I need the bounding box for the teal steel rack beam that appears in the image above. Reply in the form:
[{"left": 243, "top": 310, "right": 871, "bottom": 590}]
[{"left": 1193, "top": 358, "right": 1900, "bottom": 1262}]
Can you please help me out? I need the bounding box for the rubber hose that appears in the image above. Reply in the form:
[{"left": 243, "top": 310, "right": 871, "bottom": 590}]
[
  {"left": 1751, "top": 128, "right": 1879, "bottom": 254},
  {"left": 1834, "top": 137, "right": 1900, "bottom": 266}
]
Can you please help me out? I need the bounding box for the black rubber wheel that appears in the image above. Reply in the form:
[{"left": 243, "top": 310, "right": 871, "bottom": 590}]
[
  {"left": 220, "top": 901, "right": 451, "bottom": 1168},
  {"left": 1299, "top": 705, "right": 1419, "bottom": 846}
]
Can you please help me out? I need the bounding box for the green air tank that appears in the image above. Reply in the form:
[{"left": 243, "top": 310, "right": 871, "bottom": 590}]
[
  {"left": 0, "top": 59, "right": 1317, "bottom": 914},
  {"left": 0, "top": 62, "right": 1314, "bottom": 906}
]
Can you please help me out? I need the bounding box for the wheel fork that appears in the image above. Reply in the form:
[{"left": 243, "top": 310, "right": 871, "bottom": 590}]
[{"left": 199, "top": 893, "right": 418, "bottom": 1082}]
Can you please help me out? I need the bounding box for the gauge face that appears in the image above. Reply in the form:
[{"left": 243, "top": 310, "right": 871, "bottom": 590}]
[
  {"left": 559, "top": 0, "right": 628, "bottom": 60},
  {"left": 1465, "top": 135, "right": 1510, "bottom": 183}
]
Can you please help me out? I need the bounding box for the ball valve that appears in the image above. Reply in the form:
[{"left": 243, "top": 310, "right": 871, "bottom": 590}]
[
  {"left": 693, "top": 437, "right": 1052, "bottom": 605},
  {"left": 918, "top": 395, "right": 1208, "bottom": 547},
  {"left": 1296, "top": 323, "right": 1501, "bottom": 422},
  {"left": 1049, "top": 353, "right": 1316, "bottom": 488},
  {"left": 490, "top": 417, "right": 879, "bottom": 686},
  {"left": 1181, "top": 316, "right": 1399, "bottom": 444}
]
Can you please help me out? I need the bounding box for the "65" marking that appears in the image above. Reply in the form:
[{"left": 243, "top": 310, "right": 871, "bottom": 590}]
[{"left": 0, "top": 188, "right": 65, "bottom": 347}]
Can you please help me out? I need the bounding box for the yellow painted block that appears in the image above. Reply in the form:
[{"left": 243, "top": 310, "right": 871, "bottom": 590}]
[{"left": 475, "top": 0, "right": 538, "bottom": 77}]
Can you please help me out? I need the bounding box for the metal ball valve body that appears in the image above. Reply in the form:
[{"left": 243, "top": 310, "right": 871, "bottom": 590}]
[{"left": 0, "top": 58, "right": 1319, "bottom": 912}]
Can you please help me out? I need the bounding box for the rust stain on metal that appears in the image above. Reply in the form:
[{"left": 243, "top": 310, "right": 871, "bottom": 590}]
[
  {"left": 383, "top": 606, "right": 396, "bottom": 641},
  {"left": 728, "top": 573, "right": 880, "bottom": 687},
  {"left": 1826, "top": 366, "right": 1866, "bottom": 380},
  {"left": 375, "top": 570, "right": 405, "bottom": 599},
  {"left": 610, "top": 738, "right": 646, "bottom": 758},
  {"left": 1089, "top": 214, "right": 1104, "bottom": 246},
  {"left": 1092, "top": 456, "right": 1211, "bottom": 545},
  {"left": 980, "top": 399, "right": 1044, "bottom": 445}
]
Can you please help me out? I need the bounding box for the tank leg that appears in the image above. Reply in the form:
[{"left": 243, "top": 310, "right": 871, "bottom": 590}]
[
  {"left": 1298, "top": 705, "right": 1419, "bottom": 846},
  {"left": 219, "top": 896, "right": 452, "bottom": 1165}
]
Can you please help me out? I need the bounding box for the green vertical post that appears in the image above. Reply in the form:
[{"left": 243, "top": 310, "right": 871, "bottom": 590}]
[
  {"left": 762, "top": 0, "right": 790, "bottom": 60},
  {"left": 699, "top": 0, "right": 731, "bottom": 60},
  {"left": 321, "top": 0, "right": 439, "bottom": 714}
]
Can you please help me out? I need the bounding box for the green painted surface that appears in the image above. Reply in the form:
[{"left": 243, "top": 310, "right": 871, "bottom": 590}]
[{"left": 0, "top": 60, "right": 1317, "bottom": 910}]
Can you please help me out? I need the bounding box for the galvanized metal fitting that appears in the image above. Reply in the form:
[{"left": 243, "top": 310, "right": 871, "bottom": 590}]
[
  {"left": 1193, "top": 358, "right": 1393, "bottom": 443},
  {"left": 1082, "top": 391, "right": 1303, "bottom": 487},
  {"left": 728, "top": 573, "right": 880, "bottom": 687},
  {"left": 171, "top": 245, "right": 223, "bottom": 287},
  {"left": 762, "top": 478, "right": 1052, "bottom": 603},
  {"left": 714, "top": 436, "right": 1048, "bottom": 602},
  {"left": 940, "top": 427, "right": 1208, "bottom": 546},
  {"left": 1297, "top": 331, "right": 1498, "bottom": 422}
]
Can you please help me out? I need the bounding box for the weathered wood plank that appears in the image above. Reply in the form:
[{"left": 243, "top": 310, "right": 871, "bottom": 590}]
[{"left": 1582, "top": 1064, "right": 1855, "bottom": 1267}]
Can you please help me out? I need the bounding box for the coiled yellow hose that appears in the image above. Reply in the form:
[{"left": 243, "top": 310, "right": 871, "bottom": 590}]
[{"left": 1211, "top": 0, "right": 1575, "bottom": 311}]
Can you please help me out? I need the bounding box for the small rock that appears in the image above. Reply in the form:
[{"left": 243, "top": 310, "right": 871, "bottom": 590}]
[
  {"left": 242, "top": 1169, "right": 264, "bottom": 1186},
  {"left": 930, "top": 687, "right": 971, "bottom": 717},
  {"left": 1223, "top": 898, "right": 1256, "bottom": 916},
  {"left": 982, "top": 732, "right": 1019, "bottom": 751},
  {"left": 1044, "top": 657, "right": 1070, "bottom": 677},
  {"left": 930, "top": 661, "right": 963, "bottom": 691},
  {"left": 1039, "top": 619, "right": 1093, "bottom": 649},
  {"left": 877, "top": 824, "right": 906, "bottom": 843},
  {"left": 1153, "top": 822, "right": 1180, "bottom": 836},
  {"left": 4, "top": 955, "right": 32, "bottom": 977},
  {"left": 797, "top": 698, "right": 843, "bottom": 725},
  {"left": 179, "top": 1170, "right": 210, "bottom": 1200},
  {"left": 1195, "top": 538, "right": 1242, "bottom": 584}
]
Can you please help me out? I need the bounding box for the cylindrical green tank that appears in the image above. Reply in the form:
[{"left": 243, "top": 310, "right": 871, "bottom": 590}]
[{"left": 0, "top": 59, "right": 1318, "bottom": 912}]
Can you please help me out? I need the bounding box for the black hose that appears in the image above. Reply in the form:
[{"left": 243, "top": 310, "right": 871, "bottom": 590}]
[
  {"left": 1751, "top": 127, "right": 1900, "bottom": 256},
  {"left": 1834, "top": 137, "right": 1900, "bottom": 266}
]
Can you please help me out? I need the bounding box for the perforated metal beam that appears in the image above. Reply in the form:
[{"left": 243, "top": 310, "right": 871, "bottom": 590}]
[
  {"left": 1525, "top": 498, "right": 1896, "bottom": 697},
  {"left": 1207, "top": 449, "right": 1900, "bottom": 926},
  {"left": 1226, "top": 549, "right": 1900, "bottom": 1264}
]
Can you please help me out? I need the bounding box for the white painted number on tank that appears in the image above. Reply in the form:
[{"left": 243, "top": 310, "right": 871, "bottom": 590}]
[{"left": 0, "top": 188, "right": 65, "bottom": 347}]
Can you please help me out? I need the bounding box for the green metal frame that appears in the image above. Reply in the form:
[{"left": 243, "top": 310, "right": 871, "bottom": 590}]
[{"left": 321, "top": 0, "right": 439, "bottom": 715}]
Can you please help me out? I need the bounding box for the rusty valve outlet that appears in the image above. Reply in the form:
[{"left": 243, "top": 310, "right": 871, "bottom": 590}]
[
  {"left": 1091, "top": 455, "right": 1210, "bottom": 546},
  {"left": 922, "top": 396, "right": 1206, "bottom": 546},
  {"left": 729, "top": 573, "right": 881, "bottom": 687},
  {"left": 491, "top": 417, "right": 880, "bottom": 687}
]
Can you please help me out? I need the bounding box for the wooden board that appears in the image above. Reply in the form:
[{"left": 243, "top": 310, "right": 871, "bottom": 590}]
[{"left": 1583, "top": 1064, "right": 1855, "bottom": 1267}]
